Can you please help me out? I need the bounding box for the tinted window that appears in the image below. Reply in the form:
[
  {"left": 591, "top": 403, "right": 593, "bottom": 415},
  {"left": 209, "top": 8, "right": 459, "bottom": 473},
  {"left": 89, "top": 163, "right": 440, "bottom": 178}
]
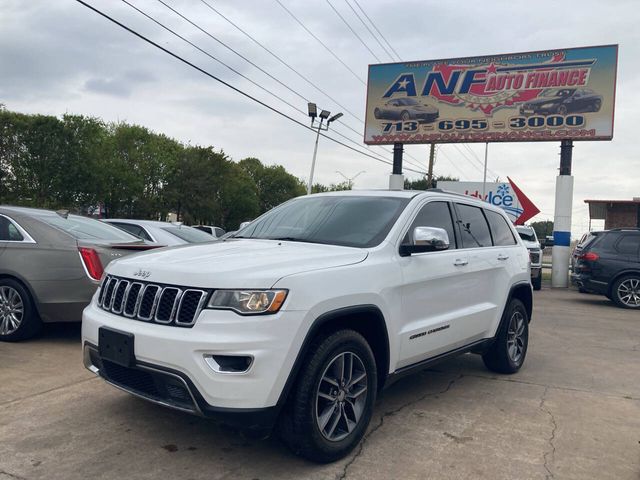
[
  {"left": 455, "top": 204, "right": 492, "bottom": 248},
  {"left": 516, "top": 228, "right": 536, "bottom": 242},
  {"left": 161, "top": 226, "right": 215, "bottom": 243},
  {"left": 238, "top": 196, "right": 409, "bottom": 248},
  {"left": 38, "top": 214, "right": 138, "bottom": 241},
  {"left": 403, "top": 201, "right": 456, "bottom": 248},
  {"left": 0, "top": 216, "right": 24, "bottom": 241},
  {"left": 487, "top": 211, "right": 517, "bottom": 246},
  {"left": 615, "top": 235, "right": 640, "bottom": 255}
]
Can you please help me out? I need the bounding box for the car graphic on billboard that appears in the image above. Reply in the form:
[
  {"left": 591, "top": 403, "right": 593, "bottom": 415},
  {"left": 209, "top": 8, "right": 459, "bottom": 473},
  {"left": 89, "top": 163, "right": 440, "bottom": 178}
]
[
  {"left": 519, "top": 88, "right": 603, "bottom": 116},
  {"left": 373, "top": 98, "right": 439, "bottom": 123}
]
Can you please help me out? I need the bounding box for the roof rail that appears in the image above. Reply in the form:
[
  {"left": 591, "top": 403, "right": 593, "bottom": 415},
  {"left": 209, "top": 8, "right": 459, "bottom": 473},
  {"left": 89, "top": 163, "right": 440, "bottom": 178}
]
[
  {"left": 424, "top": 188, "right": 470, "bottom": 198},
  {"left": 608, "top": 227, "right": 640, "bottom": 231}
]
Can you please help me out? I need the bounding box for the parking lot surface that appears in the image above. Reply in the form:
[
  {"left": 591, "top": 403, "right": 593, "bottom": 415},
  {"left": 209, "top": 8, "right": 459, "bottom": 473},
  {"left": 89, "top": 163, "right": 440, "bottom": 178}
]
[{"left": 1, "top": 286, "right": 639, "bottom": 480}]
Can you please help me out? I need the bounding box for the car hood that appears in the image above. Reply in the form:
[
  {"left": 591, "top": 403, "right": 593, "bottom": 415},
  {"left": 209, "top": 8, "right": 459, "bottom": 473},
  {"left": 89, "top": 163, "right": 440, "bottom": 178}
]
[
  {"left": 410, "top": 105, "right": 438, "bottom": 113},
  {"left": 105, "top": 239, "right": 369, "bottom": 288},
  {"left": 520, "top": 239, "right": 541, "bottom": 250}
]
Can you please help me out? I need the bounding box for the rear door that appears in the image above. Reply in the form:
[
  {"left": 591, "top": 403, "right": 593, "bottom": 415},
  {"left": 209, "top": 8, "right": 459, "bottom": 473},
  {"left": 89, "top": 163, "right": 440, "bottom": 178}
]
[{"left": 451, "top": 202, "right": 510, "bottom": 337}]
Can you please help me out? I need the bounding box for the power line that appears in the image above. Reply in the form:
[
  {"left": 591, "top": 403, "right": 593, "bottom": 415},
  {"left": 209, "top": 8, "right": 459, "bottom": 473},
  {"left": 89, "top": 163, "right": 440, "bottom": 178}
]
[
  {"left": 74, "top": 0, "right": 427, "bottom": 175},
  {"left": 352, "top": 0, "right": 402, "bottom": 61},
  {"left": 325, "top": 0, "right": 382, "bottom": 62},
  {"left": 273, "top": 0, "right": 366, "bottom": 85},
  {"left": 343, "top": 0, "right": 395, "bottom": 62},
  {"left": 123, "top": 0, "right": 394, "bottom": 167},
  {"left": 435, "top": 147, "right": 469, "bottom": 180},
  {"left": 197, "top": 0, "right": 364, "bottom": 125}
]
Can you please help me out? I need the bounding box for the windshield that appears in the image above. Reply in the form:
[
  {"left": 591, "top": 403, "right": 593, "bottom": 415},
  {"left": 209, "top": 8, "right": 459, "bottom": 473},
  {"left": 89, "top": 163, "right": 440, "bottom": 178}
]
[
  {"left": 516, "top": 228, "right": 537, "bottom": 242},
  {"left": 398, "top": 98, "right": 420, "bottom": 106},
  {"left": 160, "top": 225, "right": 215, "bottom": 243},
  {"left": 543, "top": 88, "right": 574, "bottom": 98},
  {"left": 39, "top": 214, "right": 139, "bottom": 241},
  {"left": 235, "top": 195, "right": 410, "bottom": 248}
]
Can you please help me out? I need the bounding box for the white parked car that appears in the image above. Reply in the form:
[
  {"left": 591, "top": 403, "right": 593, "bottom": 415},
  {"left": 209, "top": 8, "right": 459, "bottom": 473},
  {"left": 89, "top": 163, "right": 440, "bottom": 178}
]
[
  {"left": 83, "top": 190, "right": 532, "bottom": 462},
  {"left": 103, "top": 219, "right": 214, "bottom": 246},
  {"left": 193, "top": 225, "right": 226, "bottom": 238},
  {"left": 515, "top": 225, "right": 543, "bottom": 290}
]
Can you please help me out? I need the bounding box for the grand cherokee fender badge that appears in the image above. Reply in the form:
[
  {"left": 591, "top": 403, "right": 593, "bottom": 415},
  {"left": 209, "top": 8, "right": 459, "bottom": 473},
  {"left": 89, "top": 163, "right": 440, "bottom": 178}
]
[
  {"left": 133, "top": 269, "right": 151, "bottom": 279},
  {"left": 409, "top": 324, "right": 450, "bottom": 340}
]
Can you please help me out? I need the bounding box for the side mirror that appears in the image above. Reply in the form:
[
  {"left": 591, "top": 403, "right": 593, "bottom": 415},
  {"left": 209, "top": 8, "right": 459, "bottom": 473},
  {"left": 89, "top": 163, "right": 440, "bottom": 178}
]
[{"left": 400, "top": 227, "right": 450, "bottom": 256}]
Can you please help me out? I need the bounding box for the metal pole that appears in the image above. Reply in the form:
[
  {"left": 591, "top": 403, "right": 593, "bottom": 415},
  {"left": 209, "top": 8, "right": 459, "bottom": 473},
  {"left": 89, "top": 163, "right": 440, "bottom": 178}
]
[
  {"left": 482, "top": 142, "right": 488, "bottom": 198},
  {"left": 306, "top": 119, "right": 324, "bottom": 195},
  {"left": 551, "top": 139, "right": 574, "bottom": 288},
  {"left": 427, "top": 143, "right": 435, "bottom": 188}
]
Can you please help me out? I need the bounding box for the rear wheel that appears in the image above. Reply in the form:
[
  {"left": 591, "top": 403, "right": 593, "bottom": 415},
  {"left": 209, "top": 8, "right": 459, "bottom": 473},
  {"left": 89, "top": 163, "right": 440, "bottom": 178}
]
[
  {"left": 0, "top": 279, "right": 41, "bottom": 342},
  {"left": 482, "top": 298, "right": 528, "bottom": 374},
  {"left": 401, "top": 111, "right": 411, "bottom": 121},
  {"left": 278, "top": 330, "right": 377, "bottom": 463},
  {"left": 611, "top": 275, "right": 640, "bottom": 309}
]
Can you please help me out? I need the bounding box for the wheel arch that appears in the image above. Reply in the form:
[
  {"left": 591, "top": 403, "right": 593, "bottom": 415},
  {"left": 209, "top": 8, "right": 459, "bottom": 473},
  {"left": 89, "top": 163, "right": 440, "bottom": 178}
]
[
  {"left": 507, "top": 281, "right": 533, "bottom": 323},
  {"left": 276, "top": 305, "right": 390, "bottom": 409},
  {"left": 0, "top": 273, "right": 39, "bottom": 315},
  {"left": 607, "top": 270, "right": 640, "bottom": 298}
]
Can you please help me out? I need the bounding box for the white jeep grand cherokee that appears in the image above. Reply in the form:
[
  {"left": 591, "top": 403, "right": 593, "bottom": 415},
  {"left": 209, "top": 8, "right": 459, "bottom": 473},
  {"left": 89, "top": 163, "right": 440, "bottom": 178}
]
[{"left": 82, "top": 190, "right": 532, "bottom": 462}]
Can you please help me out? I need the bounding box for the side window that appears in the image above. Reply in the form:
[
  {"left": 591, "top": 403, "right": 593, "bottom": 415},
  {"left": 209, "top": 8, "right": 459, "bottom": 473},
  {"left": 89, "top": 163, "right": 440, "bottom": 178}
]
[
  {"left": 111, "top": 222, "right": 143, "bottom": 239},
  {"left": 0, "top": 216, "right": 25, "bottom": 241},
  {"left": 615, "top": 235, "right": 640, "bottom": 255},
  {"left": 403, "top": 201, "right": 456, "bottom": 248},
  {"left": 485, "top": 210, "right": 517, "bottom": 246},
  {"left": 455, "top": 204, "right": 492, "bottom": 248}
]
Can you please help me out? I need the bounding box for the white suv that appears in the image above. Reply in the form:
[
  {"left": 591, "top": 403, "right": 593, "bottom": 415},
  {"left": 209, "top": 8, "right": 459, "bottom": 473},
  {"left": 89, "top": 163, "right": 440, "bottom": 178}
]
[{"left": 82, "top": 190, "right": 532, "bottom": 462}]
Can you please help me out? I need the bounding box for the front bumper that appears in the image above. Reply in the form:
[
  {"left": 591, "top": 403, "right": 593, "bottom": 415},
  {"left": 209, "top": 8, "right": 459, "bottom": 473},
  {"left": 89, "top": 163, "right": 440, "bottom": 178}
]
[{"left": 82, "top": 300, "right": 308, "bottom": 422}]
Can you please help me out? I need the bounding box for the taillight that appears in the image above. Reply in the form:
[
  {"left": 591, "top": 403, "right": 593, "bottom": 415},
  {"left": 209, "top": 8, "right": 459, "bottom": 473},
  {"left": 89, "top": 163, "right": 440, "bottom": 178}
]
[
  {"left": 578, "top": 252, "right": 599, "bottom": 262},
  {"left": 79, "top": 247, "right": 104, "bottom": 281}
]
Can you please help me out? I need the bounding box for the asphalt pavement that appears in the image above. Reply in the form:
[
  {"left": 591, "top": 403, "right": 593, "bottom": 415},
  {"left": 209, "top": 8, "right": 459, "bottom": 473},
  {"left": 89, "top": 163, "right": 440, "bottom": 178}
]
[{"left": 1, "top": 286, "right": 639, "bottom": 480}]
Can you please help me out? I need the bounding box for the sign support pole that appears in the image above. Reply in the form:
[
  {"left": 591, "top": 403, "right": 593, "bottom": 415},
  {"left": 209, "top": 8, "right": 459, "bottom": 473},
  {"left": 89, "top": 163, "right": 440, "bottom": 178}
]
[
  {"left": 551, "top": 139, "right": 574, "bottom": 288},
  {"left": 427, "top": 143, "right": 435, "bottom": 188},
  {"left": 389, "top": 143, "right": 405, "bottom": 190},
  {"left": 482, "top": 142, "right": 488, "bottom": 198}
]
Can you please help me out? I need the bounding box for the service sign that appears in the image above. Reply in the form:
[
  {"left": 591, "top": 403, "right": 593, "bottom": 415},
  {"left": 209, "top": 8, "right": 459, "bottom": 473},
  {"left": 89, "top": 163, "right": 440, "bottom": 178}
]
[
  {"left": 364, "top": 45, "right": 618, "bottom": 145},
  {"left": 438, "top": 179, "right": 540, "bottom": 225}
]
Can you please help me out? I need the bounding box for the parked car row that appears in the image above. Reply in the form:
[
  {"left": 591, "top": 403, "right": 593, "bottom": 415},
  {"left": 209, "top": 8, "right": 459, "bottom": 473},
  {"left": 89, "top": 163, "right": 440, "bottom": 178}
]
[{"left": 0, "top": 206, "right": 226, "bottom": 341}]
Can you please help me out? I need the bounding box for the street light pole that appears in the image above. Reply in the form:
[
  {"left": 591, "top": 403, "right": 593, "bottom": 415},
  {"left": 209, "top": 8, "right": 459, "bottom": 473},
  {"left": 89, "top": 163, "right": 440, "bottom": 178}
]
[
  {"left": 307, "top": 118, "right": 324, "bottom": 195},
  {"left": 306, "top": 102, "right": 342, "bottom": 195}
]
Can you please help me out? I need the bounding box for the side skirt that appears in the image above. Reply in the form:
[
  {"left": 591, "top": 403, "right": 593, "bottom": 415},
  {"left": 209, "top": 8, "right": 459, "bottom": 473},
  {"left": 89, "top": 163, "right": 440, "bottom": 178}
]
[{"left": 383, "top": 338, "right": 493, "bottom": 389}]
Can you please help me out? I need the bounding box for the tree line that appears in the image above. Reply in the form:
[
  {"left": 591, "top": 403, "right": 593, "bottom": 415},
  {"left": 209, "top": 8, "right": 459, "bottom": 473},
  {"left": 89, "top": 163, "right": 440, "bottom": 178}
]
[{"left": 0, "top": 108, "right": 354, "bottom": 229}]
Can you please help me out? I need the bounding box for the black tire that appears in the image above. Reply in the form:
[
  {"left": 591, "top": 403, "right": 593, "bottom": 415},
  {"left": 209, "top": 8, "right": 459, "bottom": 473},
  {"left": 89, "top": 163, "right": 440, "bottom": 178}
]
[
  {"left": 277, "top": 329, "right": 377, "bottom": 463},
  {"left": 532, "top": 275, "right": 542, "bottom": 291},
  {"left": 611, "top": 275, "right": 640, "bottom": 309},
  {"left": 482, "top": 298, "right": 528, "bottom": 374},
  {"left": 400, "top": 111, "right": 411, "bottom": 121},
  {"left": 557, "top": 105, "right": 568, "bottom": 115},
  {"left": 0, "top": 278, "right": 41, "bottom": 342}
]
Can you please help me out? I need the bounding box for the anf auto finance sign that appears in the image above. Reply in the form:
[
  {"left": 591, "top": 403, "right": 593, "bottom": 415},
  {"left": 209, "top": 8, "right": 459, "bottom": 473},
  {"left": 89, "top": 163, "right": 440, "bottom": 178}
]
[
  {"left": 438, "top": 178, "right": 540, "bottom": 225},
  {"left": 364, "top": 45, "right": 618, "bottom": 145}
]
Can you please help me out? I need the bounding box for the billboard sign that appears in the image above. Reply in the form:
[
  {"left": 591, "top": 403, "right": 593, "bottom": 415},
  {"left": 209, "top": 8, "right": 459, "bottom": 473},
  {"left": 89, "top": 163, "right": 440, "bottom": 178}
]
[
  {"left": 438, "top": 178, "right": 540, "bottom": 224},
  {"left": 365, "top": 45, "right": 618, "bottom": 145}
]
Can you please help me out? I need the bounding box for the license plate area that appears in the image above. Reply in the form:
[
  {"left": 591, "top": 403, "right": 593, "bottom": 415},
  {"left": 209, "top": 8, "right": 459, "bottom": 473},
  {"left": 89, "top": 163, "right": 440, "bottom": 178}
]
[{"left": 99, "top": 327, "right": 135, "bottom": 367}]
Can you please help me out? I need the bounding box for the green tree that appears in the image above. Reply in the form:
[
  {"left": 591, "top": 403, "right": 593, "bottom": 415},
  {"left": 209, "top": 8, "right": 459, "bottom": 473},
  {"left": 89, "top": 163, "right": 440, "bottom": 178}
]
[
  {"left": 531, "top": 220, "right": 554, "bottom": 239},
  {"left": 239, "top": 157, "right": 305, "bottom": 213},
  {"left": 404, "top": 175, "right": 459, "bottom": 190}
]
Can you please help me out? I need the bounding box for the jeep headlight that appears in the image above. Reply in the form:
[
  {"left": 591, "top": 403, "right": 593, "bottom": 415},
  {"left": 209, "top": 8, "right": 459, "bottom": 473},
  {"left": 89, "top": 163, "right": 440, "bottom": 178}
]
[{"left": 207, "top": 289, "right": 288, "bottom": 315}]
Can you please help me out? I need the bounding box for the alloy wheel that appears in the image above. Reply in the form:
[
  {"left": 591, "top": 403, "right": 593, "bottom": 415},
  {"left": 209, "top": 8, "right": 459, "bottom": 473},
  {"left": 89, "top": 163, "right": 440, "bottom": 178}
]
[
  {"left": 506, "top": 311, "right": 526, "bottom": 364},
  {"left": 0, "top": 286, "right": 24, "bottom": 335},
  {"left": 617, "top": 278, "right": 640, "bottom": 307},
  {"left": 315, "top": 351, "right": 368, "bottom": 442}
]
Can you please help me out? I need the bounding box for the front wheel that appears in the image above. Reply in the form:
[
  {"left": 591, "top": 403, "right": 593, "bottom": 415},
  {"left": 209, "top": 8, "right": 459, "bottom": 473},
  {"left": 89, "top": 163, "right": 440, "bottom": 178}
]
[
  {"left": 611, "top": 275, "right": 640, "bottom": 309},
  {"left": 278, "top": 330, "right": 377, "bottom": 463},
  {"left": 482, "top": 298, "right": 529, "bottom": 374}
]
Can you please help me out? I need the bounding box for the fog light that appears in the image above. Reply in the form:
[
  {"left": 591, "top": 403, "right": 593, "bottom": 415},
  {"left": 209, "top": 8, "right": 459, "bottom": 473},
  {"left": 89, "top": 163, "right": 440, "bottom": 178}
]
[{"left": 204, "top": 354, "right": 253, "bottom": 374}]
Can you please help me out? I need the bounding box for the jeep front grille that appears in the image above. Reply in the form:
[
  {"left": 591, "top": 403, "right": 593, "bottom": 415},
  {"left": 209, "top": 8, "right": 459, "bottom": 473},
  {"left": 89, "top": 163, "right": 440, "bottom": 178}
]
[{"left": 98, "top": 275, "right": 209, "bottom": 327}]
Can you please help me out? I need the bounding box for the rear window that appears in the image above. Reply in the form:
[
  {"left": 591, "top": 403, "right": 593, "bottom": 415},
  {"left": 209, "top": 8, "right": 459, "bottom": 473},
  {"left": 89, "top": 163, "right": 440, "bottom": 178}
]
[
  {"left": 39, "top": 215, "right": 138, "bottom": 241},
  {"left": 161, "top": 226, "right": 215, "bottom": 243}
]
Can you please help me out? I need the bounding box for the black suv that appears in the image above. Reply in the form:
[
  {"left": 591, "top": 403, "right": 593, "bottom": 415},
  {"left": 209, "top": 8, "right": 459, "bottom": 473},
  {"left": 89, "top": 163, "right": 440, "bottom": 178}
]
[{"left": 571, "top": 228, "right": 640, "bottom": 309}]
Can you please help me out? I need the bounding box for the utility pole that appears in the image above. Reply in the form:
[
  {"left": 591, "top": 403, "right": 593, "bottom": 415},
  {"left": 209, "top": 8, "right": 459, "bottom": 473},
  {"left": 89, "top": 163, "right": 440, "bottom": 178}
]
[
  {"left": 482, "top": 142, "right": 489, "bottom": 198},
  {"left": 551, "top": 139, "right": 574, "bottom": 288},
  {"left": 427, "top": 143, "right": 435, "bottom": 188}
]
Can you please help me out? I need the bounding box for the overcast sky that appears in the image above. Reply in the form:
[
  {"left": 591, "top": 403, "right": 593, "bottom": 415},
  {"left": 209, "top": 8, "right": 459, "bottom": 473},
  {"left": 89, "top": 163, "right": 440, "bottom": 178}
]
[{"left": 1, "top": 0, "right": 638, "bottom": 235}]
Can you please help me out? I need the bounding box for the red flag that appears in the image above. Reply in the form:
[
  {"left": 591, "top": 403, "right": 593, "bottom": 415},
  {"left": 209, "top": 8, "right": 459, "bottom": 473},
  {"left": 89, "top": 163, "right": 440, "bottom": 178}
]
[{"left": 508, "top": 177, "right": 540, "bottom": 225}]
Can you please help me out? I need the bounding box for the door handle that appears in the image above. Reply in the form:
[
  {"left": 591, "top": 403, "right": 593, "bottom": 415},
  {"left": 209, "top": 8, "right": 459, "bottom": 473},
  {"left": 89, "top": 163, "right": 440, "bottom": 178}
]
[
  {"left": 453, "top": 259, "right": 468, "bottom": 266},
  {"left": 497, "top": 254, "right": 509, "bottom": 261}
]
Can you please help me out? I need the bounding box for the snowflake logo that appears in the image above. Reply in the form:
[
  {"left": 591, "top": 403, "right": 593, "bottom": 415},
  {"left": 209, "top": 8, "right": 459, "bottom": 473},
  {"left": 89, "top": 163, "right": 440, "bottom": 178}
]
[{"left": 497, "top": 184, "right": 510, "bottom": 196}]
